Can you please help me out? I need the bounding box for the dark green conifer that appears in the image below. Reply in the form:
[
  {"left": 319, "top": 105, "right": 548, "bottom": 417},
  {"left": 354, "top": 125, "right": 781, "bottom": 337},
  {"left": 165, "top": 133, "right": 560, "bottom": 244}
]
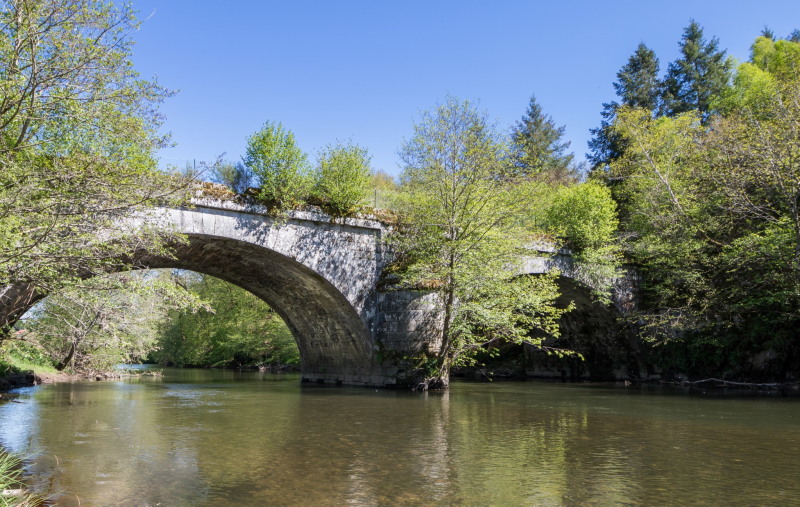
[
  {"left": 509, "top": 95, "right": 575, "bottom": 182},
  {"left": 588, "top": 43, "right": 660, "bottom": 170},
  {"left": 660, "top": 21, "right": 732, "bottom": 121}
]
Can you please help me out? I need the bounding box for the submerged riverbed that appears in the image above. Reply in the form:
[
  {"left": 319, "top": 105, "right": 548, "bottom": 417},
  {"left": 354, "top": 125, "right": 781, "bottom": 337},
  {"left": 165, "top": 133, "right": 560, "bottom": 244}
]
[{"left": 0, "top": 368, "right": 798, "bottom": 505}]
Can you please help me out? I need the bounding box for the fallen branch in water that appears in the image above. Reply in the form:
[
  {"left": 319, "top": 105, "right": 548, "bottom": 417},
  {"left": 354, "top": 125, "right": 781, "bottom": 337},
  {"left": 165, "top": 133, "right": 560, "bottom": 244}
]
[{"left": 666, "top": 378, "right": 799, "bottom": 390}]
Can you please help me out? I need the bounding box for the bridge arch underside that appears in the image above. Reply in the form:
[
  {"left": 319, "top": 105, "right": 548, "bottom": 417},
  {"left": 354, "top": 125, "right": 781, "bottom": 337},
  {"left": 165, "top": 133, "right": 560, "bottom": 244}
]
[
  {"left": 138, "top": 234, "right": 378, "bottom": 384},
  {"left": 528, "top": 276, "right": 637, "bottom": 380}
]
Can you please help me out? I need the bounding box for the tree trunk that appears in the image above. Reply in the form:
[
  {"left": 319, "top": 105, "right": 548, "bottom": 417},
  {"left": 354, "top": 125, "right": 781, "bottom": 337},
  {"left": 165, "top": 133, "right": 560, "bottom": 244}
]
[
  {"left": 0, "top": 283, "right": 42, "bottom": 339},
  {"left": 56, "top": 342, "right": 76, "bottom": 371}
]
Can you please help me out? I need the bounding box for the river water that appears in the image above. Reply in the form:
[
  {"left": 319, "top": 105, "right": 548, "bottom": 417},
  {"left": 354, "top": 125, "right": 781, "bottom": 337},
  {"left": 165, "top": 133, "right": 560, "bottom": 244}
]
[{"left": 0, "top": 368, "right": 798, "bottom": 506}]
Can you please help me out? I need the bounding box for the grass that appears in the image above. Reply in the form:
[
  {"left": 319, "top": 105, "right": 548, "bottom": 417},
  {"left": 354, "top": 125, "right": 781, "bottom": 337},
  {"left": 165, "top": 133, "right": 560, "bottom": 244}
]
[
  {"left": 0, "top": 341, "right": 58, "bottom": 378},
  {"left": 0, "top": 449, "right": 39, "bottom": 507}
]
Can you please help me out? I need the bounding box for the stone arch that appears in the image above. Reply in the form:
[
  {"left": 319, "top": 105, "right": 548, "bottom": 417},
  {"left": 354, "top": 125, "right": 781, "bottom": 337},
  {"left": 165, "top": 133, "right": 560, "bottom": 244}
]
[
  {"left": 136, "top": 234, "right": 376, "bottom": 381},
  {"left": 2, "top": 203, "right": 401, "bottom": 386}
]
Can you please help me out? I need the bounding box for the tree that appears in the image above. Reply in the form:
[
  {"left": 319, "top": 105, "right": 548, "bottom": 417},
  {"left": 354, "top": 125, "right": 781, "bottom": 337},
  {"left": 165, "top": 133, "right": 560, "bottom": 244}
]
[
  {"left": 313, "top": 141, "right": 372, "bottom": 215},
  {"left": 153, "top": 273, "right": 298, "bottom": 368},
  {"left": 210, "top": 160, "right": 257, "bottom": 194},
  {"left": 509, "top": 95, "right": 575, "bottom": 182},
  {"left": 609, "top": 79, "right": 800, "bottom": 377},
  {"left": 660, "top": 21, "right": 733, "bottom": 121},
  {"left": 243, "top": 121, "right": 310, "bottom": 211},
  {"left": 609, "top": 107, "right": 710, "bottom": 309},
  {"left": 545, "top": 182, "right": 618, "bottom": 252},
  {"left": 588, "top": 43, "right": 660, "bottom": 170},
  {"left": 544, "top": 181, "right": 620, "bottom": 296},
  {"left": 366, "top": 169, "right": 398, "bottom": 211},
  {"left": 588, "top": 34, "right": 800, "bottom": 379},
  {"left": 0, "top": 0, "right": 187, "bottom": 318},
  {"left": 395, "top": 97, "right": 569, "bottom": 389},
  {"left": 22, "top": 271, "right": 203, "bottom": 373},
  {"left": 708, "top": 49, "right": 800, "bottom": 288}
]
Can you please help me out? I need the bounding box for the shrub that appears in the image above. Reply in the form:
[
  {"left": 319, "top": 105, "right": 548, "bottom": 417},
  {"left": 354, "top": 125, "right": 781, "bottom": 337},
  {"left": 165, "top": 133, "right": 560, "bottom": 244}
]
[
  {"left": 314, "top": 142, "right": 372, "bottom": 215},
  {"left": 244, "top": 121, "right": 311, "bottom": 211}
]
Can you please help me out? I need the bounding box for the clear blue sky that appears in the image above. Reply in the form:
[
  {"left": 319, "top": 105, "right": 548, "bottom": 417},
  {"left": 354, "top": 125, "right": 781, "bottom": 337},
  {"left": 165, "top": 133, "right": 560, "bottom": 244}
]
[{"left": 130, "top": 1, "right": 800, "bottom": 177}]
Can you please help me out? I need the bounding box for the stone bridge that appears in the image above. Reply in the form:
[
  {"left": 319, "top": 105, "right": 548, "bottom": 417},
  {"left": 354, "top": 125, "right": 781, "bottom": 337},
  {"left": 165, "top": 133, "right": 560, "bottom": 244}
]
[{"left": 1, "top": 199, "right": 636, "bottom": 386}]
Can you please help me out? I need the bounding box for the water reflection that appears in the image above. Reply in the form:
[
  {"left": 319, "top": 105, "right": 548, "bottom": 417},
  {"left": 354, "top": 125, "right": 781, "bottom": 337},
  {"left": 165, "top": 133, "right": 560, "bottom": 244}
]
[{"left": 0, "top": 372, "right": 798, "bottom": 505}]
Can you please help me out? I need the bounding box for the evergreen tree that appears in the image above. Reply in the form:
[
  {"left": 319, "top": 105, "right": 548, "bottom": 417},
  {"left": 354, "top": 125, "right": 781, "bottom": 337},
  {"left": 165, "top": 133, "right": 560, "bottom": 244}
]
[
  {"left": 588, "top": 43, "right": 660, "bottom": 170},
  {"left": 660, "top": 21, "right": 732, "bottom": 121},
  {"left": 509, "top": 95, "right": 575, "bottom": 182}
]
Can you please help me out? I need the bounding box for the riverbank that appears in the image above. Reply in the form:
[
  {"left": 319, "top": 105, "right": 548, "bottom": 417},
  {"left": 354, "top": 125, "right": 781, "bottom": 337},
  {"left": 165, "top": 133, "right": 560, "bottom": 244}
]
[
  {"left": 0, "top": 368, "right": 167, "bottom": 393},
  {"left": 0, "top": 369, "right": 75, "bottom": 392},
  {"left": 0, "top": 363, "right": 301, "bottom": 393}
]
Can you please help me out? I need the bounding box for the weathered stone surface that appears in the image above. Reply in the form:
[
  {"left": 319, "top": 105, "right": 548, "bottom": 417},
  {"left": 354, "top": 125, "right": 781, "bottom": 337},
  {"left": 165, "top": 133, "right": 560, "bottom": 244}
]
[{"left": 142, "top": 201, "right": 392, "bottom": 386}]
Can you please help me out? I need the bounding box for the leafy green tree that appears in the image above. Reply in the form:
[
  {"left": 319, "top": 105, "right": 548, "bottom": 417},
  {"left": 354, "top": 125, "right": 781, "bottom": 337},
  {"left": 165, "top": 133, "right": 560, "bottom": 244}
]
[
  {"left": 609, "top": 68, "right": 800, "bottom": 377},
  {"left": 660, "top": 21, "right": 733, "bottom": 122},
  {"left": 371, "top": 170, "right": 397, "bottom": 192},
  {"left": 509, "top": 95, "right": 576, "bottom": 182},
  {"left": 313, "top": 141, "right": 372, "bottom": 215},
  {"left": 154, "top": 273, "right": 299, "bottom": 368},
  {"left": 697, "top": 36, "right": 800, "bottom": 293},
  {"left": 22, "top": 272, "right": 203, "bottom": 373},
  {"left": 588, "top": 43, "right": 660, "bottom": 170},
  {"left": 700, "top": 37, "right": 800, "bottom": 377},
  {"left": 709, "top": 81, "right": 800, "bottom": 287},
  {"left": 367, "top": 169, "right": 399, "bottom": 210},
  {"left": 609, "top": 107, "right": 710, "bottom": 308},
  {"left": 0, "top": 0, "right": 187, "bottom": 328},
  {"left": 244, "top": 121, "right": 311, "bottom": 211},
  {"left": 395, "top": 97, "right": 569, "bottom": 389},
  {"left": 543, "top": 181, "right": 621, "bottom": 299},
  {"left": 545, "top": 182, "right": 619, "bottom": 252}
]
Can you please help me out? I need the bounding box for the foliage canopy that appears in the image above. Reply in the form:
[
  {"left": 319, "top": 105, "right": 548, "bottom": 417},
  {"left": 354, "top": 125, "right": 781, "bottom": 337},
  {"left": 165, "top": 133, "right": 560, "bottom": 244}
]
[
  {"left": 0, "top": 0, "right": 188, "bottom": 302},
  {"left": 395, "top": 97, "right": 570, "bottom": 388}
]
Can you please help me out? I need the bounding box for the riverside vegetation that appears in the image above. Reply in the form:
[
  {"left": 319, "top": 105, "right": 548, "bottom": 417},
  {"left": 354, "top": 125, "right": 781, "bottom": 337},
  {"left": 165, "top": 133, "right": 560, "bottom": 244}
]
[{"left": 0, "top": 1, "right": 798, "bottom": 394}]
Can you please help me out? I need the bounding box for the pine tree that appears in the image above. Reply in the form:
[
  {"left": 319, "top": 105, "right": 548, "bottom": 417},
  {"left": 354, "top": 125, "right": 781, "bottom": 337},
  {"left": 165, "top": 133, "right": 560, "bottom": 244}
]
[
  {"left": 588, "top": 43, "right": 660, "bottom": 170},
  {"left": 660, "top": 21, "right": 732, "bottom": 121},
  {"left": 509, "top": 95, "right": 575, "bottom": 182}
]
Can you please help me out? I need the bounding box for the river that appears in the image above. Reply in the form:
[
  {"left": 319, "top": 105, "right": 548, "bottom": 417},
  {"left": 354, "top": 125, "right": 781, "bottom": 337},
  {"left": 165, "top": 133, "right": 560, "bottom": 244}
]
[{"left": 0, "top": 368, "right": 798, "bottom": 506}]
